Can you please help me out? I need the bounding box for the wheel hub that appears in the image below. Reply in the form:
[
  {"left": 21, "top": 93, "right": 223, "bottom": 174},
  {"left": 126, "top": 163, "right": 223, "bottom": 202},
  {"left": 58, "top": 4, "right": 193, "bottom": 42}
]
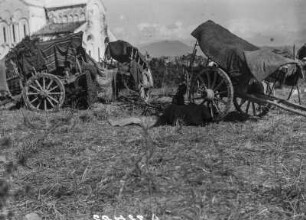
[
  {"left": 38, "top": 90, "right": 48, "bottom": 98},
  {"left": 204, "top": 89, "right": 215, "bottom": 100}
]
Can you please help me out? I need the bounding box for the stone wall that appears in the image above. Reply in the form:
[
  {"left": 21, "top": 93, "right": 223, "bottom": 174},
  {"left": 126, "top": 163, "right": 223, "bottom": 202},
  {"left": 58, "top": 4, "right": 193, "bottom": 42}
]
[{"left": 0, "top": 0, "right": 46, "bottom": 59}]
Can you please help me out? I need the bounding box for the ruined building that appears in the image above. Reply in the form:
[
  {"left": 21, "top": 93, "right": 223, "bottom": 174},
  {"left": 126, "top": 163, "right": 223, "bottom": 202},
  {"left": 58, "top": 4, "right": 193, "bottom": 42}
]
[{"left": 0, "top": 0, "right": 115, "bottom": 61}]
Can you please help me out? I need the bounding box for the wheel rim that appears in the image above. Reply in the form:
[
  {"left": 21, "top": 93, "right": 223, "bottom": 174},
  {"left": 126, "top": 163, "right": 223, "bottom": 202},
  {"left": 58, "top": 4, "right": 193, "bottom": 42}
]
[
  {"left": 189, "top": 67, "right": 233, "bottom": 121},
  {"left": 234, "top": 81, "right": 270, "bottom": 117},
  {"left": 23, "top": 73, "right": 65, "bottom": 111}
]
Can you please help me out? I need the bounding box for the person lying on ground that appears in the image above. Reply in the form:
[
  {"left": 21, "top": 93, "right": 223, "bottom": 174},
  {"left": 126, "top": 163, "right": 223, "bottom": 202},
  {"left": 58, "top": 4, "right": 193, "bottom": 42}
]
[{"left": 108, "top": 103, "right": 213, "bottom": 128}]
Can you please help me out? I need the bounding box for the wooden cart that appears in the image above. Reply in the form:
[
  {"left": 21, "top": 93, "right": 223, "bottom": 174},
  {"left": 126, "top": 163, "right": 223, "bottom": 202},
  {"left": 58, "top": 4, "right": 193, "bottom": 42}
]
[
  {"left": 5, "top": 32, "right": 104, "bottom": 111},
  {"left": 185, "top": 20, "right": 306, "bottom": 121}
]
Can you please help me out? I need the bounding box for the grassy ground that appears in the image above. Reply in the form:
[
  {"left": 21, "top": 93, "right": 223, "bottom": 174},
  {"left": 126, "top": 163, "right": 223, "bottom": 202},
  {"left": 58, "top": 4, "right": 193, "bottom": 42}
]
[{"left": 1, "top": 94, "right": 306, "bottom": 220}]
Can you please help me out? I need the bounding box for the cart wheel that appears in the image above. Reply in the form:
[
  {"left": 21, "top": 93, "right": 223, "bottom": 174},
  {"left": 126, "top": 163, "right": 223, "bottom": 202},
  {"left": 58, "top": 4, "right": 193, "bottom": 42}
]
[
  {"left": 189, "top": 67, "right": 234, "bottom": 121},
  {"left": 234, "top": 81, "right": 270, "bottom": 117},
  {"left": 22, "top": 73, "right": 65, "bottom": 111}
]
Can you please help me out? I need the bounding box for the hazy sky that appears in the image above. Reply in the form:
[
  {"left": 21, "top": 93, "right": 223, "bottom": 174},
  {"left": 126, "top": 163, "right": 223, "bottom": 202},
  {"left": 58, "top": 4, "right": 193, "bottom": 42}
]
[{"left": 103, "top": 0, "right": 306, "bottom": 47}]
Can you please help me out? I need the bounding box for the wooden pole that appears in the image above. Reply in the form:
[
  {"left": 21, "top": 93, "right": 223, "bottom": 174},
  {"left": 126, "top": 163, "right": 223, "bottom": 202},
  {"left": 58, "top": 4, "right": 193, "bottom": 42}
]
[{"left": 293, "top": 44, "right": 296, "bottom": 60}]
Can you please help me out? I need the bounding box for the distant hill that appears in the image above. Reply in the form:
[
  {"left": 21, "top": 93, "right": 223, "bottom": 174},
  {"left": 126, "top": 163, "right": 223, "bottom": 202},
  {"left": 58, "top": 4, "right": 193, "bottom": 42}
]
[{"left": 139, "top": 40, "right": 193, "bottom": 58}]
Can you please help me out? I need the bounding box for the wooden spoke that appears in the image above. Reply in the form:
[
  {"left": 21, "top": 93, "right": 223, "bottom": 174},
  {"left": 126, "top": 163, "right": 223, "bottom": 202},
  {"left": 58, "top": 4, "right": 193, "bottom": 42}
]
[
  {"left": 36, "top": 100, "right": 42, "bottom": 110},
  {"left": 47, "top": 94, "right": 59, "bottom": 104},
  {"left": 30, "top": 97, "right": 39, "bottom": 104},
  {"left": 214, "top": 79, "right": 225, "bottom": 91},
  {"left": 48, "top": 92, "right": 63, "bottom": 95},
  {"left": 34, "top": 80, "right": 43, "bottom": 90},
  {"left": 26, "top": 92, "right": 39, "bottom": 96},
  {"left": 212, "top": 100, "right": 221, "bottom": 113},
  {"left": 44, "top": 99, "right": 47, "bottom": 111},
  {"left": 29, "top": 85, "right": 40, "bottom": 92},
  {"left": 46, "top": 97, "right": 55, "bottom": 108},
  {"left": 43, "top": 77, "right": 46, "bottom": 89},
  {"left": 214, "top": 91, "right": 227, "bottom": 96},
  {"left": 48, "top": 85, "right": 59, "bottom": 92},
  {"left": 46, "top": 79, "right": 53, "bottom": 90},
  {"left": 206, "top": 71, "right": 211, "bottom": 88},
  {"left": 208, "top": 102, "right": 214, "bottom": 118},
  {"left": 195, "top": 78, "right": 205, "bottom": 93},
  {"left": 211, "top": 72, "right": 217, "bottom": 89}
]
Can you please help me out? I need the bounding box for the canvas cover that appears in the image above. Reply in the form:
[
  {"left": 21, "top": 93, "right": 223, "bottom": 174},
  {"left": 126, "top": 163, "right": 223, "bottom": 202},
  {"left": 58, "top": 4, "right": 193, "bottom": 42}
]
[
  {"left": 105, "top": 40, "right": 148, "bottom": 69},
  {"left": 191, "top": 20, "right": 258, "bottom": 79},
  {"left": 191, "top": 20, "right": 301, "bottom": 81},
  {"left": 105, "top": 40, "right": 150, "bottom": 88},
  {"left": 5, "top": 32, "right": 85, "bottom": 78},
  {"left": 37, "top": 32, "right": 84, "bottom": 72},
  {"left": 244, "top": 49, "right": 302, "bottom": 81}
]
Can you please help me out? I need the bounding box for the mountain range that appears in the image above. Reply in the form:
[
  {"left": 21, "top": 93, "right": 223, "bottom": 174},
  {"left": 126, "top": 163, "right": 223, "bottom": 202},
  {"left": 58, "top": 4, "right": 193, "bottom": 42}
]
[{"left": 138, "top": 40, "right": 193, "bottom": 58}]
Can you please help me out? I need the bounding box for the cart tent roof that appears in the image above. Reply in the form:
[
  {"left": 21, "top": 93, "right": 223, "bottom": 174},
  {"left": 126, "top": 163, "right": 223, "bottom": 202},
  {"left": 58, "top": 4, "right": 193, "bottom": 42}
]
[
  {"left": 191, "top": 20, "right": 301, "bottom": 81},
  {"left": 105, "top": 40, "right": 148, "bottom": 69}
]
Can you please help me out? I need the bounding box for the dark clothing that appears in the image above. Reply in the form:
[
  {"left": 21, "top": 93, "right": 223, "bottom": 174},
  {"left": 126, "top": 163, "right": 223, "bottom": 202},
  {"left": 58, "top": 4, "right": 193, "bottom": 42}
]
[
  {"left": 172, "top": 84, "right": 187, "bottom": 105},
  {"left": 159, "top": 104, "right": 212, "bottom": 126}
]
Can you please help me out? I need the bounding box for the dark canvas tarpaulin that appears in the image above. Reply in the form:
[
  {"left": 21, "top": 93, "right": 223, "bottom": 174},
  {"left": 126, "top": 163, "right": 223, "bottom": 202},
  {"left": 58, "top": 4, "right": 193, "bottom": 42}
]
[
  {"left": 191, "top": 20, "right": 302, "bottom": 82},
  {"left": 297, "top": 44, "right": 306, "bottom": 60},
  {"left": 105, "top": 40, "right": 149, "bottom": 87},
  {"left": 5, "top": 32, "right": 85, "bottom": 77},
  {"left": 105, "top": 40, "right": 134, "bottom": 63},
  {"left": 191, "top": 20, "right": 258, "bottom": 79},
  {"left": 37, "top": 32, "right": 84, "bottom": 72},
  {"left": 244, "top": 49, "right": 302, "bottom": 82},
  {"left": 105, "top": 40, "right": 148, "bottom": 69}
]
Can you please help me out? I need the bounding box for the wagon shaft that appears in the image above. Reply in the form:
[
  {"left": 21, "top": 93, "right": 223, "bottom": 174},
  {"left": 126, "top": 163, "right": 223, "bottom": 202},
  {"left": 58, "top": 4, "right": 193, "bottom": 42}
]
[{"left": 236, "top": 92, "right": 306, "bottom": 117}]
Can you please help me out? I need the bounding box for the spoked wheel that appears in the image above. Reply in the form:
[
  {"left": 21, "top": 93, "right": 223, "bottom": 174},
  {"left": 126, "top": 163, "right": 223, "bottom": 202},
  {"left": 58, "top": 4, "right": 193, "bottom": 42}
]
[
  {"left": 234, "top": 80, "right": 270, "bottom": 117},
  {"left": 22, "top": 73, "right": 65, "bottom": 111},
  {"left": 189, "top": 67, "right": 234, "bottom": 121}
]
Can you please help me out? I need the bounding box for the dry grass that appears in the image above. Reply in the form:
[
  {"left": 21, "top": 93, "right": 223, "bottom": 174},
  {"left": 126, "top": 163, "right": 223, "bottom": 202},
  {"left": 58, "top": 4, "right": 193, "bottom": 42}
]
[{"left": 1, "top": 98, "right": 306, "bottom": 219}]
